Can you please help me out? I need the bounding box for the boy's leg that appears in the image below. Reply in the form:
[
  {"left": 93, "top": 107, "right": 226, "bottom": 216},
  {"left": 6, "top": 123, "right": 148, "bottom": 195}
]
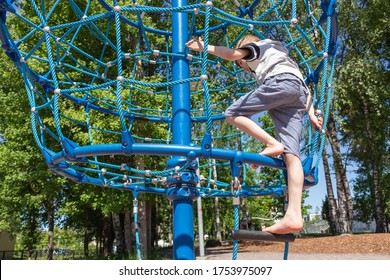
[
  {"left": 224, "top": 77, "right": 289, "bottom": 160},
  {"left": 263, "top": 153, "right": 304, "bottom": 234},
  {"left": 225, "top": 115, "right": 284, "bottom": 157}
]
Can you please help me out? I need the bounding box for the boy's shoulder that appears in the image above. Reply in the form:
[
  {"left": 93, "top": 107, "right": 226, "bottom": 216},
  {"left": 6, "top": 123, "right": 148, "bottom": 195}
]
[
  {"left": 255, "top": 39, "right": 283, "bottom": 47},
  {"left": 252, "top": 39, "right": 288, "bottom": 54}
]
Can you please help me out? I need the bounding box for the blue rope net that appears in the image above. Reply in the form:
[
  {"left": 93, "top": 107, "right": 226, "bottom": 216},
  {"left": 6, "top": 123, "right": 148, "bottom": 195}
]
[{"left": 0, "top": 0, "right": 338, "bottom": 198}]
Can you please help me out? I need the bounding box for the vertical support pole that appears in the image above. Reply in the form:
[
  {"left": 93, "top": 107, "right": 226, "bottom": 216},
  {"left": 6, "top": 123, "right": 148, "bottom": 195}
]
[
  {"left": 170, "top": 193, "right": 195, "bottom": 260},
  {"left": 197, "top": 196, "right": 205, "bottom": 257},
  {"left": 197, "top": 166, "right": 205, "bottom": 258},
  {"left": 166, "top": 0, "right": 197, "bottom": 260},
  {"left": 172, "top": 0, "right": 191, "bottom": 146},
  {"left": 283, "top": 242, "right": 289, "bottom": 260}
]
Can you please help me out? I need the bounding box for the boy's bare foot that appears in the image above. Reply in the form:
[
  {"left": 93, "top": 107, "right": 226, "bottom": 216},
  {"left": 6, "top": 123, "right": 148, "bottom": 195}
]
[
  {"left": 250, "top": 163, "right": 260, "bottom": 170},
  {"left": 261, "top": 141, "right": 284, "bottom": 157},
  {"left": 263, "top": 217, "right": 303, "bottom": 235},
  {"left": 250, "top": 142, "right": 284, "bottom": 169}
]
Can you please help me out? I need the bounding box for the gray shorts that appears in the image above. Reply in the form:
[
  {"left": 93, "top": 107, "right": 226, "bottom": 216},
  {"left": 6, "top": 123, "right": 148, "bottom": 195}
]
[{"left": 225, "top": 73, "right": 308, "bottom": 158}]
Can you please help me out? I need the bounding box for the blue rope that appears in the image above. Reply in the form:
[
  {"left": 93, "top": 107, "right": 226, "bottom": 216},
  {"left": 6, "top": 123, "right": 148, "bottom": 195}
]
[
  {"left": 0, "top": 0, "right": 338, "bottom": 260},
  {"left": 232, "top": 198, "right": 240, "bottom": 260},
  {"left": 132, "top": 191, "right": 142, "bottom": 260}
]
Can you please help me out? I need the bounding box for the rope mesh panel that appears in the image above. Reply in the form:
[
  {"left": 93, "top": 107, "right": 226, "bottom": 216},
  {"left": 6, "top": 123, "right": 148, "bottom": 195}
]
[{"left": 0, "top": 0, "right": 338, "bottom": 256}]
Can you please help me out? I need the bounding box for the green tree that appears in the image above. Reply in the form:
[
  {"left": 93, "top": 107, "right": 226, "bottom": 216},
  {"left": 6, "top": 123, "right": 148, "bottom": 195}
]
[{"left": 334, "top": 0, "right": 389, "bottom": 233}]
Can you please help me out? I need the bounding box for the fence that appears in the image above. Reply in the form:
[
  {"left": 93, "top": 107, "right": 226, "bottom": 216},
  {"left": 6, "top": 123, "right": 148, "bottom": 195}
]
[{"left": 0, "top": 249, "right": 88, "bottom": 260}]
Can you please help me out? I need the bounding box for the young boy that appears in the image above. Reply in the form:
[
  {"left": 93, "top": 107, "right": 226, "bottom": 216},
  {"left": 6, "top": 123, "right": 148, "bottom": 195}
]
[{"left": 186, "top": 35, "right": 322, "bottom": 234}]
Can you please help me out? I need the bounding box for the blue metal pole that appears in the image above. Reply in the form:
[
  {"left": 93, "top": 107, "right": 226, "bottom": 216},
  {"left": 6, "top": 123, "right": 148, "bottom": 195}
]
[
  {"left": 168, "top": 0, "right": 197, "bottom": 260},
  {"left": 172, "top": 0, "right": 191, "bottom": 146},
  {"left": 167, "top": 187, "right": 197, "bottom": 260}
]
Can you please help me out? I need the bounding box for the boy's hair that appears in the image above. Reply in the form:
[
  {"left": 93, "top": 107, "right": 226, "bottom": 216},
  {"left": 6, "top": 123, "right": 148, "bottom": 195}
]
[
  {"left": 235, "top": 35, "right": 261, "bottom": 69},
  {"left": 235, "top": 35, "right": 261, "bottom": 49}
]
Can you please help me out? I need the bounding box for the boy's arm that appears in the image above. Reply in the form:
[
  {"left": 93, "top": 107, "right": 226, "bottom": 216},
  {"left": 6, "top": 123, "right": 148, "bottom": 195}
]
[
  {"left": 306, "top": 92, "right": 323, "bottom": 130},
  {"left": 186, "top": 38, "right": 249, "bottom": 61}
]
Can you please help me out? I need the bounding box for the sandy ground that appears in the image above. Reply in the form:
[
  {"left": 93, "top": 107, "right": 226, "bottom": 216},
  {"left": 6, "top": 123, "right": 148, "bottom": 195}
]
[
  {"left": 201, "top": 233, "right": 390, "bottom": 260},
  {"left": 204, "top": 249, "right": 390, "bottom": 260}
]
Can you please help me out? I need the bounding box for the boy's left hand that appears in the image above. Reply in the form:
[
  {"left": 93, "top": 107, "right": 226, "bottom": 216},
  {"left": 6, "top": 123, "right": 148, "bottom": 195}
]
[
  {"left": 186, "top": 38, "right": 204, "bottom": 52},
  {"left": 309, "top": 114, "right": 323, "bottom": 131}
]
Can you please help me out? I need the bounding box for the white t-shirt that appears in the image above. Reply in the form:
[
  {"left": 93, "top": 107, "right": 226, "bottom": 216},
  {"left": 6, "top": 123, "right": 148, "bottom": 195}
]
[{"left": 239, "top": 39, "right": 305, "bottom": 85}]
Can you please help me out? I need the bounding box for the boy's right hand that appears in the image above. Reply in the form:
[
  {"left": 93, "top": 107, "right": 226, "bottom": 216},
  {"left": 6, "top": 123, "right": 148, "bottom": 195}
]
[
  {"left": 185, "top": 38, "right": 204, "bottom": 52},
  {"left": 309, "top": 113, "right": 323, "bottom": 131}
]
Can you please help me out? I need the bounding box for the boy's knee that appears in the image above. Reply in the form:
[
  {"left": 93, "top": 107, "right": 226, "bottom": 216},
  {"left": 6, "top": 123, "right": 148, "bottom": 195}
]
[
  {"left": 284, "top": 153, "right": 300, "bottom": 160},
  {"left": 283, "top": 153, "right": 302, "bottom": 166}
]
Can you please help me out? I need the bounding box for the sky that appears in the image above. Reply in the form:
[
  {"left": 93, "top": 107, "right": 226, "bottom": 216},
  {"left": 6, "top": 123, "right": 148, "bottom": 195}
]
[
  {"left": 303, "top": 159, "right": 328, "bottom": 213},
  {"left": 303, "top": 145, "right": 357, "bottom": 214}
]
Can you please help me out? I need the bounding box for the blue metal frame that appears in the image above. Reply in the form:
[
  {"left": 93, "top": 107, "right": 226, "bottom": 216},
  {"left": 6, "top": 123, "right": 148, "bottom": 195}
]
[{"left": 167, "top": 0, "right": 197, "bottom": 260}]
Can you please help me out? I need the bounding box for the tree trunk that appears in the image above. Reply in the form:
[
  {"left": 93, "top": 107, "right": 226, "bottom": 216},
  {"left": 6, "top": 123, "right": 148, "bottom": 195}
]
[
  {"left": 322, "top": 148, "right": 340, "bottom": 234},
  {"left": 327, "top": 115, "right": 353, "bottom": 234},
  {"left": 372, "top": 158, "right": 387, "bottom": 232},
  {"left": 135, "top": 158, "right": 152, "bottom": 258},
  {"left": 240, "top": 199, "right": 249, "bottom": 230},
  {"left": 361, "top": 100, "right": 387, "bottom": 233},
  {"left": 102, "top": 214, "right": 113, "bottom": 257},
  {"left": 124, "top": 206, "right": 133, "bottom": 255},
  {"left": 139, "top": 198, "right": 152, "bottom": 258},
  {"left": 112, "top": 212, "right": 126, "bottom": 256},
  {"left": 83, "top": 208, "right": 90, "bottom": 257},
  {"left": 151, "top": 200, "right": 158, "bottom": 248},
  {"left": 46, "top": 201, "right": 55, "bottom": 260},
  {"left": 83, "top": 230, "right": 90, "bottom": 258}
]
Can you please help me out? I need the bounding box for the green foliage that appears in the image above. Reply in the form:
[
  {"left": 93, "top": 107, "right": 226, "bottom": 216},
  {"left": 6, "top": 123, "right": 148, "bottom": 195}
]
[{"left": 334, "top": 0, "right": 389, "bottom": 225}]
